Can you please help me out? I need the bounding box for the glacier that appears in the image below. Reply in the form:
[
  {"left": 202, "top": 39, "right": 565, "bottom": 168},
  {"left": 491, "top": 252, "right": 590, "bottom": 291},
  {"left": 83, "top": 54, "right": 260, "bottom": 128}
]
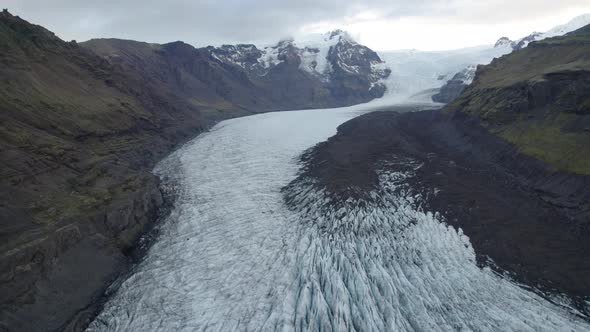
[
  {"left": 87, "top": 30, "right": 590, "bottom": 329},
  {"left": 377, "top": 45, "right": 511, "bottom": 103},
  {"left": 87, "top": 97, "right": 590, "bottom": 331}
]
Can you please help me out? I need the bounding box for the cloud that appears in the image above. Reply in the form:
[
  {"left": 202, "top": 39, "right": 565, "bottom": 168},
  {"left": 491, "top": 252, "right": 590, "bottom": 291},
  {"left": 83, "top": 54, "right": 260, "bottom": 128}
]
[{"left": 5, "top": 0, "right": 590, "bottom": 50}]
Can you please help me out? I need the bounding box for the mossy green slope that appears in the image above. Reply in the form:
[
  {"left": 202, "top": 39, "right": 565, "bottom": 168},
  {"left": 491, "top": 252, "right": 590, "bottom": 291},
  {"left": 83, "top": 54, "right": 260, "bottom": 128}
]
[
  {"left": 0, "top": 10, "right": 246, "bottom": 330},
  {"left": 446, "top": 26, "right": 590, "bottom": 174}
]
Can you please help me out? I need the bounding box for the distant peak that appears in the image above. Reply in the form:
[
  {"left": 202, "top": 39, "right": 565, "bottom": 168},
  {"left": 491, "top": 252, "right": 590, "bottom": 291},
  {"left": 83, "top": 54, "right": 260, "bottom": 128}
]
[
  {"left": 325, "top": 29, "right": 354, "bottom": 43},
  {"left": 494, "top": 37, "right": 513, "bottom": 48},
  {"left": 1, "top": 8, "right": 15, "bottom": 19},
  {"left": 276, "top": 37, "right": 295, "bottom": 47},
  {"left": 544, "top": 13, "right": 590, "bottom": 37},
  {"left": 328, "top": 29, "right": 345, "bottom": 38}
]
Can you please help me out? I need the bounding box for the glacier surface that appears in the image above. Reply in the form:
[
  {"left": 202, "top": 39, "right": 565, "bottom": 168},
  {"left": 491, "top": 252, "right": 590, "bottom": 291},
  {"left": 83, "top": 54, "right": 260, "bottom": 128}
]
[
  {"left": 377, "top": 45, "right": 511, "bottom": 103},
  {"left": 88, "top": 100, "right": 589, "bottom": 331}
]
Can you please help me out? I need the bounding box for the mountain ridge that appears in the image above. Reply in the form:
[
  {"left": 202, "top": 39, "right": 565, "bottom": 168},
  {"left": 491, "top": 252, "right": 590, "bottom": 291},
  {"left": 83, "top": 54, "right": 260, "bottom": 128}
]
[
  {"left": 433, "top": 13, "right": 590, "bottom": 104},
  {"left": 494, "top": 13, "right": 590, "bottom": 51},
  {"left": 82, "top": 29, "right": 390, "bottom": 110},
  {"left": 448, "top": 22, "right": 590, "bottom": 175}
]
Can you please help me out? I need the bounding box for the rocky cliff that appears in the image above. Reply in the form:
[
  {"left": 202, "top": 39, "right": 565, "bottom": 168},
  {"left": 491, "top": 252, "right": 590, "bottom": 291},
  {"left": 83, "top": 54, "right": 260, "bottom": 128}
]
[{"left": 0, "top": 11, "right": 389, "bottom": 331}]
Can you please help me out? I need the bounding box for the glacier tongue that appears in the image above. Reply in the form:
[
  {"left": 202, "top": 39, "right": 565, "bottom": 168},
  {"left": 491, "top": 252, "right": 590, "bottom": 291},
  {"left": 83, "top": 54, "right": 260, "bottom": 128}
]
[{"left": 88, "top": 105, "right": 588, "bottom": 331}]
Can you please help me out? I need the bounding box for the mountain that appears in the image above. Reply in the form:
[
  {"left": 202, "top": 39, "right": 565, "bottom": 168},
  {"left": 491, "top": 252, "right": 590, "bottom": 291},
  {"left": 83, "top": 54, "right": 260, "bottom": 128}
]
[
  {"left": 449, "top": 23, "right": 590, "bottom": 175},
  {"left": 206, "top": 30, "right": 391, "bottom": 100},
  {"left": 438, "top": 22, "right": 590, "bottom": 301},
  {"left": 434, "top": 14, "right": 590, "bottom": 104},
  {"left": 494, "top": 13, "right": 590, "bottom": 50},
  {"left": 0, "top": 10, "right": 389, "bottom": 331},
  {"left": 83, "top": 30, "right": 390, "bottom": 111}
]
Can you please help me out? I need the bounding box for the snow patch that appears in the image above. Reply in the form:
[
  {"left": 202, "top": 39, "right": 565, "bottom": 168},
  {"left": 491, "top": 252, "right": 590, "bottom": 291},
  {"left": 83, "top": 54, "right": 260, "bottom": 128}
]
[{"left": 544, "top": 13, "right": 590, "bottom": 38}]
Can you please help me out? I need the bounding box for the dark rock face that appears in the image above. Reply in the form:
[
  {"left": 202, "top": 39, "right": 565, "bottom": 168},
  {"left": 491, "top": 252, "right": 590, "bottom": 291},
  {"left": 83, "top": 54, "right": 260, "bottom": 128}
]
[
  {"left": 457, "top": 69, "right": 590, "bottom": 123},
  {"left": 326, "top": 38, "right": 391, "bottom": 104},
  {"left": 432, "top": 66, "right": 476, "bottom": 103},
  {"left": 293, "top": 109, "right": 590, "bottom": 314},
  {"left": 1, "top": 177, "right": 164, "bottom": 331},
  {"left": 432, "top": 80, "right": 468, "bottom": 103},
  {"left": 207, "top": 44, "right": 264, "bottom": 74}
]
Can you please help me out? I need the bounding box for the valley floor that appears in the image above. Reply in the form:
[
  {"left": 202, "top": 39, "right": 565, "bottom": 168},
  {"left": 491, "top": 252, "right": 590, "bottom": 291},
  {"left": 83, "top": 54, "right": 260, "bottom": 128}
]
[{"left": 87, "top": 102, "right": 589, "bottom": 331}]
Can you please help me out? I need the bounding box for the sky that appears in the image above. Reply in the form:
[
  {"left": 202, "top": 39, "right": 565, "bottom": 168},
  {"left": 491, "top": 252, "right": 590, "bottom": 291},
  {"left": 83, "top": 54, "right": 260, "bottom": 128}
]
[{"left": 5, "top": 0, "right": 590, "bottom": 51}]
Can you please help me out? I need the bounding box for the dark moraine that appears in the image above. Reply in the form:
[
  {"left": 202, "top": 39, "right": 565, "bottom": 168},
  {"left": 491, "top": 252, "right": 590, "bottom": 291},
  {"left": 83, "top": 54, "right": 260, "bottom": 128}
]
[{"left": 292, "top": 108, "right": 590, "bottom": 315}]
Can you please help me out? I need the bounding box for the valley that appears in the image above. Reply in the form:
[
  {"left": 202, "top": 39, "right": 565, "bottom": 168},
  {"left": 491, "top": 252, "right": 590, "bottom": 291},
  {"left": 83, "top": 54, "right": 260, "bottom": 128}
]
[
  {"left": 1, "top": 8, "right": 590, "bottom": 332},
  {"left": 88, "top": 102, "right": 589, "bottom": 331}
]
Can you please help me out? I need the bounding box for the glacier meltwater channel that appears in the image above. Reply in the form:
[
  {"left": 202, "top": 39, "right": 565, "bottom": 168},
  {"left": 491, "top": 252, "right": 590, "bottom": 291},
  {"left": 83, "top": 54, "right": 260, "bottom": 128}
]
[{"left": 88, "top": 103, "right": 589, "bottom": 331}]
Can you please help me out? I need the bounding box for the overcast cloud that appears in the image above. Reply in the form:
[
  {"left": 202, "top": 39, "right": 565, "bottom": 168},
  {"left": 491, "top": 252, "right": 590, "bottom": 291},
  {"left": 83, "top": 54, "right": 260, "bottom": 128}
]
[{"left": 5, "top": 0, "right": 590, "bottom": 50}]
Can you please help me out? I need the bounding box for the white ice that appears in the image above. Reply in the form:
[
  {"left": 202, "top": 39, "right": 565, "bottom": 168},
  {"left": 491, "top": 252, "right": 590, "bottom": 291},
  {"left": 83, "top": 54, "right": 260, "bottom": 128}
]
[
  {"left": 87, "top": 94, "right": 589, "bottom": 330},
  {"left": 377, "top": 45, "right": 511, "bottom": 102},
  {"left": 520, "top": 13, "right": 590, "bottom": 47}
]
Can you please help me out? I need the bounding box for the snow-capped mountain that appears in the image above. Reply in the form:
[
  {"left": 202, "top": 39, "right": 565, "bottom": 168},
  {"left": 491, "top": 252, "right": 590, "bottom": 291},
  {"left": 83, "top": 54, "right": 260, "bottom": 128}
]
[
  {"left": 493, "top": 37, "right": 513, "bottom": 48},
  {"left": 206, "top": 30, "right": 391, "bottom": 94},
  {"left": 495, "top": 13, "right": 590, "bottom": 50}
]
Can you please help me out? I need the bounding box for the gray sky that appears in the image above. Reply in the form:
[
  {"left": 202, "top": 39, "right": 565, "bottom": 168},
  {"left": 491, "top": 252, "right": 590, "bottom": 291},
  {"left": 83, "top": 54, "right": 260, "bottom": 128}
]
[{"left": 5, "top": 0, "right": 590, "bottom": 51}]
